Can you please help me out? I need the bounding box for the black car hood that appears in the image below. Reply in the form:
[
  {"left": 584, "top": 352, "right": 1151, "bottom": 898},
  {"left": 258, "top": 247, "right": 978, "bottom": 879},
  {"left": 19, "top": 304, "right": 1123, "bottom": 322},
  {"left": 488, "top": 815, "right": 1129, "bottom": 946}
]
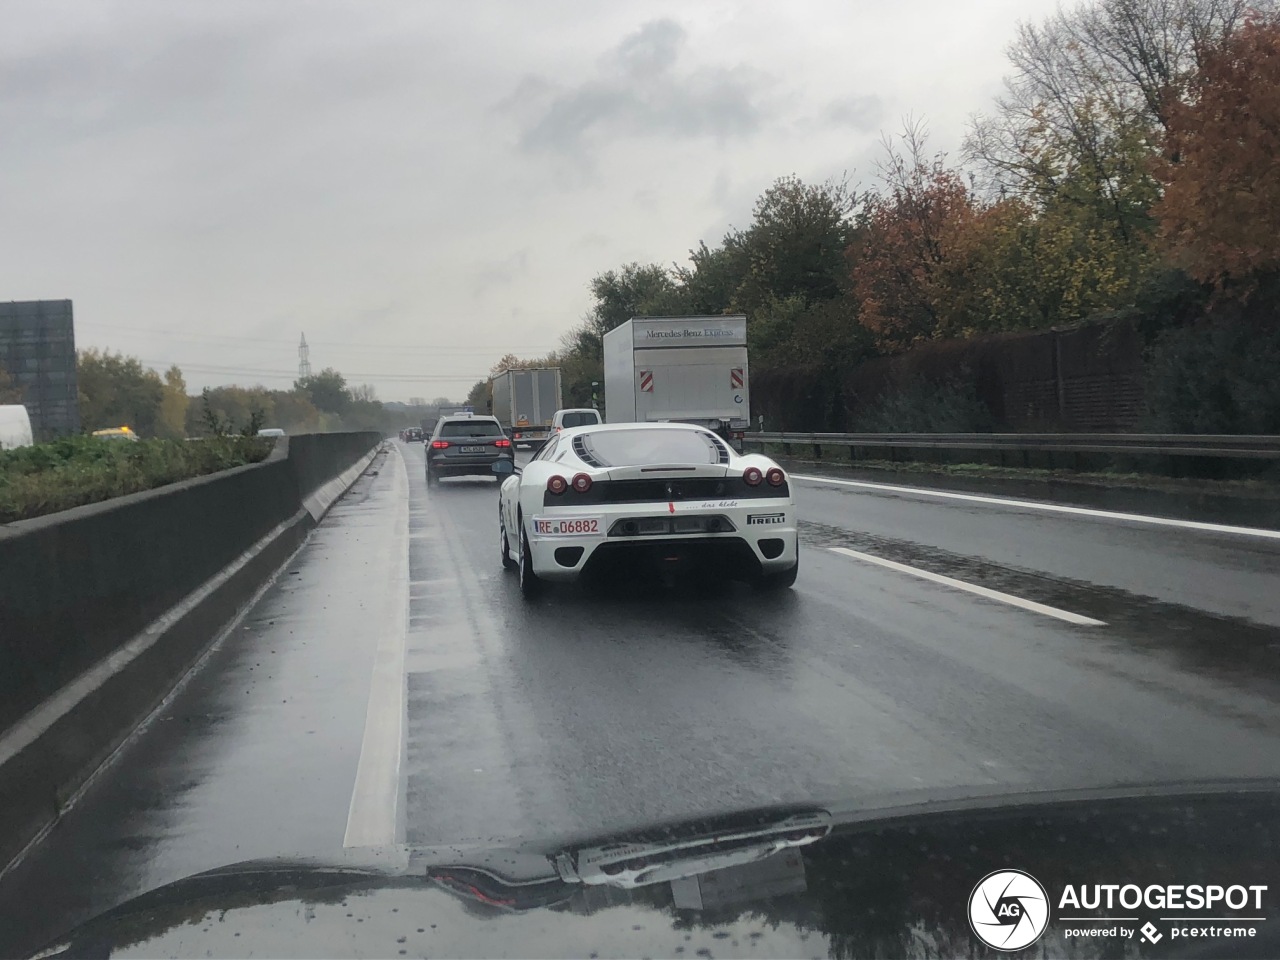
[{"left": 28, "top": 779, "right": 1280, "bottom": 959}]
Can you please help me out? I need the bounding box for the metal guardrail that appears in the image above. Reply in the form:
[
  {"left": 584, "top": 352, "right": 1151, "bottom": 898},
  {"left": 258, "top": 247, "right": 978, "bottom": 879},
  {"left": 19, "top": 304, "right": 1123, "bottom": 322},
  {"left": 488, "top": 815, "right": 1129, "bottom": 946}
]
[{"left": 742, "top": 432, "right": 1280, "bottom": 460}]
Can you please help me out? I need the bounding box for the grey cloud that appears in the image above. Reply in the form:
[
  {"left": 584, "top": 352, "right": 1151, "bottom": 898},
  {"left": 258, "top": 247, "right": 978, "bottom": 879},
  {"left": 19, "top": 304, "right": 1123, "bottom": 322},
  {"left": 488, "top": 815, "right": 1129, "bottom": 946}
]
[
  {"left": 472, "top": 249, "right": 530, "bottom": 297},
  {"left": 710, "top": 170, "right": 731, "bottom": 207},
  {"left": 612, "top": 19, "right": 685, "bottom": 76},
  {"left": 633, "top": 185, "right": 659, "bottom": 211},
  {"left": 492, "top": 74, "right": 558, "bottom": 117},
  {"left": 511, "top": 20, "right": 769, "bottom": 154},
  {"left": 823, "top": 95, "right": 883, "bottom": 132}
]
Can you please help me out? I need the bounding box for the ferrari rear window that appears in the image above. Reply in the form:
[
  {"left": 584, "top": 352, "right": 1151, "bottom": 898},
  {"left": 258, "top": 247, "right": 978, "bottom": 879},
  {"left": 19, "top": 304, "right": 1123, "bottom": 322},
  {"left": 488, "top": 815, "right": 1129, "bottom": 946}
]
[{"left": 576, "top": 429, "right": 725, "bottom": 467}]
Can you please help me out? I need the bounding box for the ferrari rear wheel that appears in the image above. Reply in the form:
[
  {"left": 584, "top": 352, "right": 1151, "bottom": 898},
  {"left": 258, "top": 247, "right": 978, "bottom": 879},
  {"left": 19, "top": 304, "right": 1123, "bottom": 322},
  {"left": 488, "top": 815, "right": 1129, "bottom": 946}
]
[
  {"left": 499, "top": 508, "right": 517, "bottom": 571},
  {"left": 518, "top": 516, "right": 543, "bottom": 599}
]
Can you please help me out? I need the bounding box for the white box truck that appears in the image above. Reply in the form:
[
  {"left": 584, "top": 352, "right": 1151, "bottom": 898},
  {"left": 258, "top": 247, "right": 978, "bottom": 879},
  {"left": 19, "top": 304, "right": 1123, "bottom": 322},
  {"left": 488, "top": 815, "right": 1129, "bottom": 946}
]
[
  {"left": 602, "top": 316, "right": 749, "bottom": 439},
  {"left": 489, "top": 367, "right": 562, "bottom": 448}
]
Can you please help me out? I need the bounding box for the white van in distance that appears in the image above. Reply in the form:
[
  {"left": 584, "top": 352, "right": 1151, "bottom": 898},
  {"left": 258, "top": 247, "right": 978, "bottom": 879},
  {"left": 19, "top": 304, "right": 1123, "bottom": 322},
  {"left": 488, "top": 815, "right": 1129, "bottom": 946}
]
[{"left": 0, "top": 405, "right": 34, "bottom": 450}]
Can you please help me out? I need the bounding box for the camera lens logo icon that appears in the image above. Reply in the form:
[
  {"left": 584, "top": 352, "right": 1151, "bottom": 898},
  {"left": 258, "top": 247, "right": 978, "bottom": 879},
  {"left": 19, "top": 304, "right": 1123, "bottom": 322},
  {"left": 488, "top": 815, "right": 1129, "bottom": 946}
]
[{"left": 968, "top": 869, "right": 1050, "bottom": 951}]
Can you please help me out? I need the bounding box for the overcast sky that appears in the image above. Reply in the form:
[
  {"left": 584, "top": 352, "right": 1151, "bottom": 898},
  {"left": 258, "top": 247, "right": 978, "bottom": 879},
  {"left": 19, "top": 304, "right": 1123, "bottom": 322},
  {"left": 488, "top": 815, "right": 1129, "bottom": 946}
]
[{"left": 1, "top": 0, "right": 1061, "bottom": 401}]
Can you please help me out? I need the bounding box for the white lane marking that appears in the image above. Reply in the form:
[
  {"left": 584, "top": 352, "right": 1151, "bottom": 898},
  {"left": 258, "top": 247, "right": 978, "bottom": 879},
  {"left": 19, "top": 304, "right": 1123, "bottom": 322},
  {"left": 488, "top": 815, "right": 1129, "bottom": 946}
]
[
  {"left": 792, "top": 473, "right": 1280, "bottom": 541},
  {"left": 828, "top": 547, "right": 1107, "bottom": 626},
  {"left": 344, "top": 446, "right": 410, "bottom": 847}
]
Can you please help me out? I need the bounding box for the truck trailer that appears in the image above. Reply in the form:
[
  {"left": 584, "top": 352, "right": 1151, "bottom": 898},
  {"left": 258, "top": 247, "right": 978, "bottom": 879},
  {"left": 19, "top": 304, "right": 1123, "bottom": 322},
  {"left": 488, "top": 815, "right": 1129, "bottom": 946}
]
[
  {"left": 602, "top": 316, "right": 749, "bottom": 441},
  {"left": 489, "top": 367, "right": 562, "bottom": 448}
]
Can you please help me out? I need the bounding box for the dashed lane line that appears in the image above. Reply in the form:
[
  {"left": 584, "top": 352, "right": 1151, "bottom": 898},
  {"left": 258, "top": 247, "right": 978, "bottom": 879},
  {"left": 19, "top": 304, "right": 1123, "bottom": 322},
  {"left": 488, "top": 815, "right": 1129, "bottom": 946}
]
[{"left": 828, "top": 546, "right": 1107, "bottom": 626}]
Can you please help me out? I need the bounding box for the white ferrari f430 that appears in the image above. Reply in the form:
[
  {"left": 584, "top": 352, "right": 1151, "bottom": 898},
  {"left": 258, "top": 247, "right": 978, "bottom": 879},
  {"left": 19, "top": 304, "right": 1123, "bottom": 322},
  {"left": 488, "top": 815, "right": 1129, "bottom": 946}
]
[{"left": 493, "top": 422, "right": 798, "bottom": 598}]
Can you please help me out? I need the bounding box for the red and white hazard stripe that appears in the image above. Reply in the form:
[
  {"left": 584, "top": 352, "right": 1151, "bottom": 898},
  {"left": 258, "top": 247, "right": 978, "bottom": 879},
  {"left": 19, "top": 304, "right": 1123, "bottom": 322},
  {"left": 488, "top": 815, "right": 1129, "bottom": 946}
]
[
  {"left": 639, "top": 370, "right": 654, "bottom": 393},
  {"left": 730, "top": 367, "right": 744, "bottom": 388}
]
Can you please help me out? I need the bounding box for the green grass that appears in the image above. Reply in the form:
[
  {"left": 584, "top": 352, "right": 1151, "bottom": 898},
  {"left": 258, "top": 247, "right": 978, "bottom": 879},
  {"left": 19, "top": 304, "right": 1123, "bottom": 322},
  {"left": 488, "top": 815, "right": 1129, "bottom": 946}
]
[{"left": 0, "top": 435, "right": 274, "bottom": 524}]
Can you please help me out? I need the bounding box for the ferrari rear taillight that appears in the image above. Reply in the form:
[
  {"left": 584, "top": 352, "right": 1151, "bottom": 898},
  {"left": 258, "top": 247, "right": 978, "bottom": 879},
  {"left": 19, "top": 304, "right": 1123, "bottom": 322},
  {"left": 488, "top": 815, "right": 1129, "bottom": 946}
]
[
  {"left": 743, "top": 466, "right": 763, "bottom": 486},
  {"left": 547, "top": 475, "right": 568, "bottom": 495},
  {"left": 766, "top": 467, "right": 785, "bottom": 486},
  {"left": 431, "top": 440, "right": 449, "bottom": 449},
  {"left": 571, "top": 472, "right": 592, "bottom": 493}
]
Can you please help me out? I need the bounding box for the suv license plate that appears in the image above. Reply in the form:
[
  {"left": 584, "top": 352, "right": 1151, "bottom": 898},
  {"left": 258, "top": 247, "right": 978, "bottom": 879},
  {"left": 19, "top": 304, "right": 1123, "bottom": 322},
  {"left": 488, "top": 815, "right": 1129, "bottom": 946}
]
[{"left": 461, "top": 445, "right": 487, "bottom": 453}]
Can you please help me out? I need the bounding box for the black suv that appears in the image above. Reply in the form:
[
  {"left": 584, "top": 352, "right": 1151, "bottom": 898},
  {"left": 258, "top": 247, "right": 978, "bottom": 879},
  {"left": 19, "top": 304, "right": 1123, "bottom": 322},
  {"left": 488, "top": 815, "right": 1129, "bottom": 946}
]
[{"left": 426, "top": 415, "right": 513, "bottom": 486}]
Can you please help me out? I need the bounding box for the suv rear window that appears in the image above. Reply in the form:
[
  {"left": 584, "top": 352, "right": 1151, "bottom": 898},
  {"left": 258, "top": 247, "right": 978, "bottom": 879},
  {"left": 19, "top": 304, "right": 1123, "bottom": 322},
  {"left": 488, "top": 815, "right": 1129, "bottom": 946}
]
[
  {"left": 439, "top": 419, "right": 504, "bottom": 438},
  {"left": 559, "top": 411, "right": 600, "bottom": 428}
]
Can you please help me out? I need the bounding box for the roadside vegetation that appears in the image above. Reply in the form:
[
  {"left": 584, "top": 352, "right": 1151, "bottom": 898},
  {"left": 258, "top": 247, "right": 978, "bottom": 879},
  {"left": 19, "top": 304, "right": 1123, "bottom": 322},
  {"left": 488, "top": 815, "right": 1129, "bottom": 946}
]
[
  {"left": 71, "top": 351, "right": 401, "bottom": 439},
  {"left": 0, "top": 435, "right": 273, "bottom": 524},
  {"left": 475, "top": 0, "right": 1280, "bottom": 439}
]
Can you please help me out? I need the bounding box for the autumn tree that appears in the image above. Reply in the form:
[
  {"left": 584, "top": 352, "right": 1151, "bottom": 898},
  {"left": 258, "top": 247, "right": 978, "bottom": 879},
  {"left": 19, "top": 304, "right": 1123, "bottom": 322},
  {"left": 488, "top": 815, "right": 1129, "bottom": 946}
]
[
  {"left": 667, "top": 241, "right": 744, "bottom": 315},
  {"left": 851, "top": 125, "right": 977, "bottom": 350},
  {"left": 727, "top": 174, "right": 858, "bottom": 318},
  {"left": 294, "top": 368, "right": 351, "bottom": 415},
  {"left": 489, "top": 352, "right": 558, "bottom": 376},
  {"left": 156, "top": 365, "right": 188, "bottom": 439},
  {"left": 1156, "top": 11, "right": 1280, "bottom": 288},
  {"left": 190, "top": 385, "right": 273, "bottom": 436},
  {"left": 77, "top": 349, "right": 166, "bottom": 435},
  {"left": 271, "top": 390, "right": 321, "bottom": 433},
  {"left": 464, "top": 379, "right": 489, "bottom": 411},
  {"left": 937, "top": 194, "right": 1152, "bottom": 336},
  {"left": 964, "top": 0, "right": 1252, "bottom": 248},
  {"left": 343, "top": 384, "right": 385, "bottom": 431}
]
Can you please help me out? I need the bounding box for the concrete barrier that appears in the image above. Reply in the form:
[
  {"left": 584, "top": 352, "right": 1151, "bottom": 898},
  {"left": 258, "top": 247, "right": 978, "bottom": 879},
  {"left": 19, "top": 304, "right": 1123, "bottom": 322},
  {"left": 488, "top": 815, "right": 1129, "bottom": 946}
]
[{"left": 0, "top": 431, "right": 382, "bottom": 873}]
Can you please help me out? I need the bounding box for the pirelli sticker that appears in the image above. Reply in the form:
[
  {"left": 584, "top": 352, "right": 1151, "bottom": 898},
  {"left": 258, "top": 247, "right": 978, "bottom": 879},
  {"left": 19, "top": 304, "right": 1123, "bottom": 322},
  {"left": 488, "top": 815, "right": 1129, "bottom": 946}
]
[{"left": 746, "top": 512, "right": 786, "bottom": 525}]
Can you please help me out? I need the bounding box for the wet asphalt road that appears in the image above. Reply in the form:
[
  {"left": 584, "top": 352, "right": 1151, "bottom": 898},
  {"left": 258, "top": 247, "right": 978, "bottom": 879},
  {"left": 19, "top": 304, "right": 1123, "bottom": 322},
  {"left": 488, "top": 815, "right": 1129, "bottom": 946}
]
[{"left": 3, "top": 440, "right": 1280, "bottom": 953}]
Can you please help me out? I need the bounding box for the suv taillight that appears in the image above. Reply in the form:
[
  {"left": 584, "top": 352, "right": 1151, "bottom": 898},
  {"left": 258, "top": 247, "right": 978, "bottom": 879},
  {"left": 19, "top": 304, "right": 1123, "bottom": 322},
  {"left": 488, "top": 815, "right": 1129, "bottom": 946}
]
[
  {"left": 493, "top": 438, "right": 511, "bottom": 447},
  {"left": 431, "top": 440, "right": 449, "bottom": 449}
]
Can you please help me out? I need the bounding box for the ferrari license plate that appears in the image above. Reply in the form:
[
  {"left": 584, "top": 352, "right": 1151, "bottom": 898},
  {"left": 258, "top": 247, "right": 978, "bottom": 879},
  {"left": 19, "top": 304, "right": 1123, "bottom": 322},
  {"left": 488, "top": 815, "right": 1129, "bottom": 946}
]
[
  {"left": 460, "top": 445, "right": 487, "bottom": 453},
  {"left": 533, "top": 516, "right": 601, "bottom": 536}
]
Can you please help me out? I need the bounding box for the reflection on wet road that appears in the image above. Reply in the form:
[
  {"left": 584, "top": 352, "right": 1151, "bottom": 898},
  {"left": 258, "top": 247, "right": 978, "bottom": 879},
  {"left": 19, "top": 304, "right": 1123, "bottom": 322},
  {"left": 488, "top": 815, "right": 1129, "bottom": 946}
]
[{"left": 2, "top": 441, "right": 1279, "bottom": 954}]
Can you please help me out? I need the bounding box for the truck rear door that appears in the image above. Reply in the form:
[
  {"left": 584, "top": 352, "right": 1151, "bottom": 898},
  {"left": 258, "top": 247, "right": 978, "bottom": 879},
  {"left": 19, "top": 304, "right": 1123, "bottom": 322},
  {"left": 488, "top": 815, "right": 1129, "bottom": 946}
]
[{"left": 634, "top": 346, "right": 747, "bottom": 424}]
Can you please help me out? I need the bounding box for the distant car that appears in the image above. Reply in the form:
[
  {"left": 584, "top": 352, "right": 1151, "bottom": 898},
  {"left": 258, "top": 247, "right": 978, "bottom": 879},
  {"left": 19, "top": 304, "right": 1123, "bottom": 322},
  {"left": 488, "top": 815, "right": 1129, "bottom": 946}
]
[
  {"left": 551, "top": 408, "right": 602, "bottom": 433},
  {"left": 426, "top": 415, "right": 513, "bottom": 486},
  {"left": 403, "top": 427, "right": 424, "bottom": 443},
  {"left": 91, "top": 426, "right": 139, "bottom": 442},
  {"left": 494, "top": 421, "right": 798, "bottom": 598},
  {"left": 257, "top": 428, "right": 285, "bottom": 438},
  {"left": 0, "top": 404, "right": 33, "bottom": 450}
]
